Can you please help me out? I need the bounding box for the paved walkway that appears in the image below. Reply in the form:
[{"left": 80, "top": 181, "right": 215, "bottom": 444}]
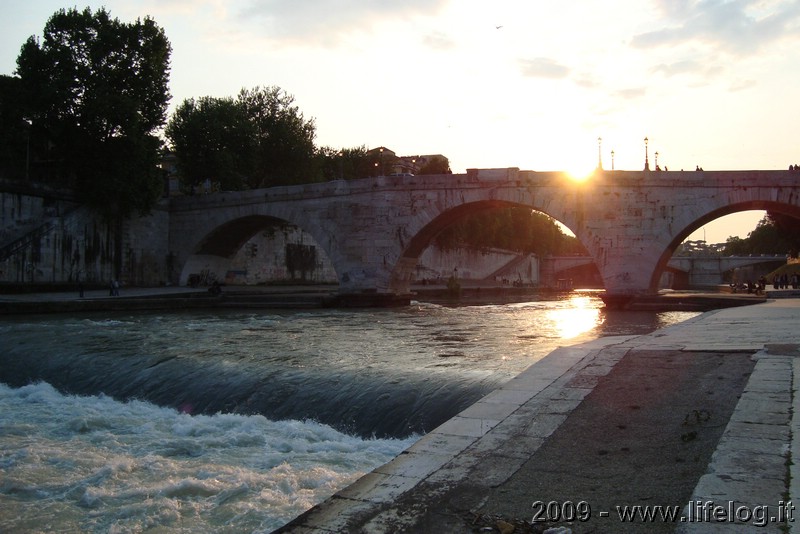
[
  {"left": 0, "top": 284, "right": 334, "bottom": 302},
  {"left": 277, "top": 299, "right": 800, "bottom": 533}
]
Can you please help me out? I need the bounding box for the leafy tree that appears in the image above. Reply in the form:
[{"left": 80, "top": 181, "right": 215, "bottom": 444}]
[
  {"left": 312, "top": 146, "right": 371, "bottom": 182},
  {"left": 765, "top": 212, "right": 800, "bottom": 256},
  {"left": 417, "top": 155, "right": 451, "bottom": 175},
  {"left": 15, "top": 7, "right": 171, "bottom": 218},
  {"left": 720, "top": 215, "right": 798, "bottom": 256},
  {"left": 720, "top": 236, "right": 747, "bottom": 256},
  {"left": 165, "top": 96, "right": 254, "bottom": 191},
  {"left": 0, "top": 75, "right": 28, "bottom": 180},
  {"left": 435, "top": 208, "right": 584, "bottom": 256},
  {"left": 313, "top": 145, "right": 372, "bottom": 181},
  {"left": 166, "top": 86, "right": 317, "bottom": 189},
  {"left": 239, "top": 86, "right": 316, "bottom": 188},
  {"left": 312, "top": 146, "right": 340, "bottom": 182},
  {"left": 339, "top": 146, "right": 372, "bottom": 179}
]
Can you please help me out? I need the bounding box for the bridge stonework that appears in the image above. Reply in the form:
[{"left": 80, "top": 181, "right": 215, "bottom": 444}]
[{"left": 169, "top": 168, "right": 800, "bottom": 306}]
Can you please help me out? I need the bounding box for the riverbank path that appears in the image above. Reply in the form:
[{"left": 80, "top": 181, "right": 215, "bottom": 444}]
[{"left": 278, "top": 298, "right": 800, "bottom": 533}]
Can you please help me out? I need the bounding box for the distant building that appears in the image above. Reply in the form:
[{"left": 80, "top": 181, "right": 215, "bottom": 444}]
[
  {"left": 159, "top": 150, "right": 181, "bottom": 196},
  {"left": 677, "top": 239, "right": 726, "bottom": 256},
  {"left": 367, "top": 147, "right": 449, "bottom": 176}
]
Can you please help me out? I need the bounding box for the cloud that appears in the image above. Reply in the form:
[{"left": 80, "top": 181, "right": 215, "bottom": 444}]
[
  {"left": 632, "top": 0, "right": 800, "bottom": 56},
  {"left": 650, "top": 59, "right": 703, "bottom": 76},
  {"left": 518, "top": 57, "right": 570, "bottom": 79},
  {"left": 729, "top": 78, "right": 757, "bottom": 92},
  {"left": 573, "top": 73, "right": 601, "bottom": 89},
  {"left": 237, "top": 0, "right": 450, "bottom": 45},
  {"left": 614, "top": 87, "right": 647, "bottom": 100},
  {"left": 650, "top": 58, "right": 723, "bottom": 78},
  {"left": 423, "top": 31, "right": 456, "bottom": 51}
]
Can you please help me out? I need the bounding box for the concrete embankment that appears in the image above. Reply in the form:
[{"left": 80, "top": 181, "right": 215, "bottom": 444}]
[
  {"left": 0, "top": 285, "right": 336, "bottom": 314},
  {"left": 276, "top": 299, "right": 800, "bottom": 533},
  {"left": 0, "top": 285, "right": 770, "bottom": 314}
]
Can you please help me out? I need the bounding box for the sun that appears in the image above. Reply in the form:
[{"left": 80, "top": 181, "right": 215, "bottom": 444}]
[
  {"left": 563, "top": 153, "right": 600, "bottom": 183},
  {"left": 565, "top": 167, "right": 596, "bottom": 183}
]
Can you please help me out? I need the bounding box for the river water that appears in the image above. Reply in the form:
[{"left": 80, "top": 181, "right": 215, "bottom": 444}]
[{"left": 0, "top": 291, "right": 698, "bottom": 533}]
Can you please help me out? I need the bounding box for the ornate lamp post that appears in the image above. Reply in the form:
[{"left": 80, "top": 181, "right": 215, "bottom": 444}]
[
  {"left": 597, "top": 136, "right": 602, "bottom": 169},
  {"left": 655, "top": 151, "right": 659, "bottom": 170},
  {"left": 644, "top": 137, "right": 650, "bottom": 171},
  {"left": 611, "top": 149, "right": 615, "bottom": 171}
]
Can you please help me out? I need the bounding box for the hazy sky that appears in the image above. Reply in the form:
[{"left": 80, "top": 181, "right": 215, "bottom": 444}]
[{"left": 3, "top": 0, "right": 798, "bottom": 243}]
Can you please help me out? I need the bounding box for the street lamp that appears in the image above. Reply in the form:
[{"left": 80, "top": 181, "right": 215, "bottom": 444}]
[
  {"left": 655, "top": 151, "right": 659, "bottom": 170},
  {"left": 644, "top": 137, "right": 650, "bottom": 171},
  {"left": 597, "top": 137, "right": 602, "bottom": 169},
  {"left": 611, "top": 150, "right": 615, "bottom": 171}
]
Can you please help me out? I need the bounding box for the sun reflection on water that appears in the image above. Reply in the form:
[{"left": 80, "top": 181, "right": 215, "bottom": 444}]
[{"left": 546, "top": 295, "right": 603, "bottom": 339}]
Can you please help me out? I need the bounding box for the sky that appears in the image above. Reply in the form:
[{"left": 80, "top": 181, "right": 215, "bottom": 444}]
[{"left": 2, "top": 0, "right": 799, "bottom": 244}]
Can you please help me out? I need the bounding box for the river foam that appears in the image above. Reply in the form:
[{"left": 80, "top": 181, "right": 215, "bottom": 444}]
[{"left": 0, "top": 381, "right": 415, "bottom": 533}]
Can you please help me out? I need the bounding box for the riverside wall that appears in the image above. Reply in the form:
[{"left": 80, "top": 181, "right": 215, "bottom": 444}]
[
  {"left": 0, "top": 184, "right": 537, "bottom": 290},
  {"left": 0, "top": 186, "right": 171, "bottom": 287}
]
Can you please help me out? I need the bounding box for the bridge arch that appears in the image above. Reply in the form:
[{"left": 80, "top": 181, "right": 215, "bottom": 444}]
[
  {"left": 389, "top": 199, "right": 582, "bottom": 293},
  {"left": 178, "top": 213, "right": 338, "bottom": 287},
  {"left": 649, "top": 200, "right": 800, "bottom": 291}
]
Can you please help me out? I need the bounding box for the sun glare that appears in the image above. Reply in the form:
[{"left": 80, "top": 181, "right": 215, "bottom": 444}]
[
  {"left": 545, "top": 296, "right": 602, "bottom": 339},
  {"left": 565, "top": 168, "right": 595, "bottom": 183}
]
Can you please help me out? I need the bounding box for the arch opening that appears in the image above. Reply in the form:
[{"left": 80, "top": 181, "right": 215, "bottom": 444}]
[
  {"left": 391, "top": 201, "right": 596, "bottom": 294},
  {"left": 180, "top": 215, "right": 338, "bottom": 287},
  {"left": 651, "top": 202, "right": 800, "bottom": 292}
]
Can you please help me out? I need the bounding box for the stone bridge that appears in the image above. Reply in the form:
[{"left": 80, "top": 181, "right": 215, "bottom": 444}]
[
  {"left": 168, "top": 168, "right": 800, "bottom": 307},
  {"left": 665, "top": 255, "right": 787, "bottom": 287},
  {"left": 545, "top": 255, "right": 787, "bottom": 288}
]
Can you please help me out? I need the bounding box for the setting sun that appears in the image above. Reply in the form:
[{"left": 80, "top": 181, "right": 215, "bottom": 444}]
[{"left": 565, "top": 167, "right": 596, "bottom": 183}]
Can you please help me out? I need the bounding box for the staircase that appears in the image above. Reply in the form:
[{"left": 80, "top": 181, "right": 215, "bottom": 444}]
[
  {"left": 0, "top": 205, "right": 90, "bottom": 263},
  {"left": 483, "top": 253, "right": 536, "bottom": 284}
]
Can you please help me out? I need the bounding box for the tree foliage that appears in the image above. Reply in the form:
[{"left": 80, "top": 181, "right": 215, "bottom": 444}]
[
  {"left": 0, "top": 75, "right": 28, "bottom": 180},
  {"left": 417, "top": 155, "right": 451, "bottom": 175},
  {"left": 239, "top": 87, "right": 316, "bottom": 188},
  {"left": 434, "top": 207, "right": 585, "bottom": 256},
  {"left": 165, "top": 96, "right": 254, "bottom": 191},
  {"left": 313, "top": 145, "right": 372, "bottom": 181},
  {"left": 15, "top": 7, "right": 171, "bottom": 218},
  {"left": 722, "top": 213, "right": 800, "bottom": 256},
  {"left": 166, "top": 86, "right": 317, "bottom": 189},
  {"left": 766, "top": 212, "right": 800, "bottom": 256}
]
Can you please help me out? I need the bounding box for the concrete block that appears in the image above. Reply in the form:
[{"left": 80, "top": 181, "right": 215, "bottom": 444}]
[
  {"left": 690, "top": 473, "right": 787, "bottom": 510},
  {"left": 458, "top": 400, "right": 520, "bottom": 421},
  {"left": 287, "top": 495, "right": 378, "bottom": 532},
  {"left": 405, "top": 432, "right": 476, "bottom": 456},
  {"left": 374, "top": 451, "right": 454, "bottom": 480},
  {"left": 479, "top": 388, "right": 539, "bottom": 406},
  {"left": 430, "top": 415, "right": 500, "bottom": 438},
  {"left": 723, "top": 420, "right": 790, "bottom": 441}
]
